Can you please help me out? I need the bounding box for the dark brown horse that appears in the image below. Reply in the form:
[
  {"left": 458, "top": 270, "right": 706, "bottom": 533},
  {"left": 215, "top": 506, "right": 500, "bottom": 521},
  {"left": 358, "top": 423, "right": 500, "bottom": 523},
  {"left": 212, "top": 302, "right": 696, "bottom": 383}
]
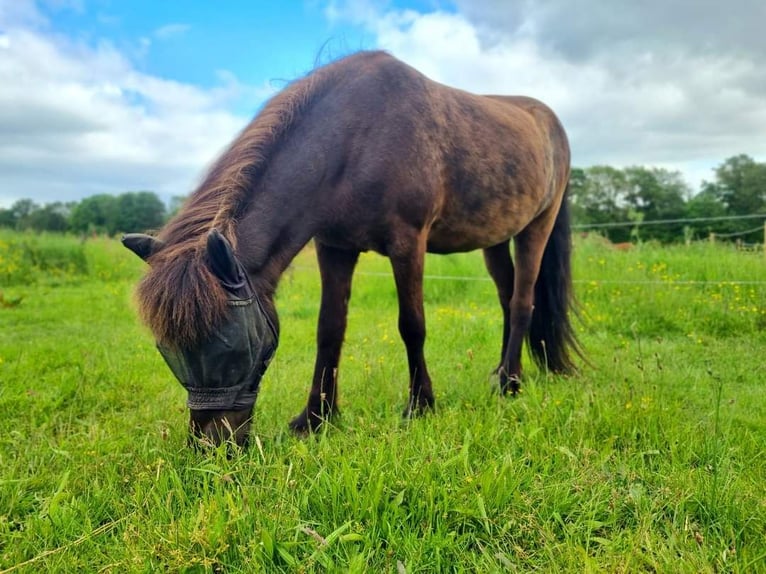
[{"left": 122, "top": 50, "right": 581, "bottom": 446}]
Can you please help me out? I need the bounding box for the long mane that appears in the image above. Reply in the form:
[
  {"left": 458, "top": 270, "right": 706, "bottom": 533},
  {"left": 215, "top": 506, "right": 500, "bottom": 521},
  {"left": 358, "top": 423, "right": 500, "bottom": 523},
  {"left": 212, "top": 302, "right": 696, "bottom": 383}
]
[{"left": 134, "top": 52, "right": 367, "bottom": 348}]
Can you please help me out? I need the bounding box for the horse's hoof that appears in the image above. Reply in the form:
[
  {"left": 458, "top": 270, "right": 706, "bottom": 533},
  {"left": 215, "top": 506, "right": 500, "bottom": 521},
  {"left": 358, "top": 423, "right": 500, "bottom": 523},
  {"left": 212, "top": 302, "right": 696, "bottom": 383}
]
[
  {"left": 289, "top": 410, "right": 319, "bottom": 435},
  {"left": 288, "top": 415, "right": 312, "bottom": 436},
  {"left": 288, "top": 405, "right": 336, "bottom": 435},
  {"left": 499, "top": 374, "right": 522, "bottom": 396},
  {"left": 402, "top": 396, "right": 435, "bottom": 419}
]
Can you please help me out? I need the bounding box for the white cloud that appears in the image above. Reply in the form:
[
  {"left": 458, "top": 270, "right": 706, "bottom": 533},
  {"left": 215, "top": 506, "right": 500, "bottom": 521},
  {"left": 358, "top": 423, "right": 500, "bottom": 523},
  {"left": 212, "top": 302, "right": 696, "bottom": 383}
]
[
  {"left": 327, "top": 0, "right": 766, "bottom": 190},
  {"left": 3, "top": 0, "right": 764, "bottom": 209},
  {"left": 0, "top": 0, "right": 46, "bottom": 28},
  {"left": 154, "top": 23, "right": 190, "bottom": 40},
  {"left": 0, "top": 4, "right": 270, "bottom": 208}
]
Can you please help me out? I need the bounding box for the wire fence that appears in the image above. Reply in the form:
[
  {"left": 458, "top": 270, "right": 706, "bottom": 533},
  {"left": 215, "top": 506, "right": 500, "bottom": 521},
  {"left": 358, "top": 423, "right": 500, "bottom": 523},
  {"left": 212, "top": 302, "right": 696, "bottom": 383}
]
[
  {"left": 292, "top": 267, "right": 766, "bottom": 287},
  {"left": 286, "top": 213, "right": 766, "bottom": 290},
  {"left": 715, "top": 225, "right": 765, "bottom": 239},
  {"left": 572, "top": 211, "right": 766, "bottom": 252},
  {"left": 571, "top": 212, "right": 766, "bottom": 230}
]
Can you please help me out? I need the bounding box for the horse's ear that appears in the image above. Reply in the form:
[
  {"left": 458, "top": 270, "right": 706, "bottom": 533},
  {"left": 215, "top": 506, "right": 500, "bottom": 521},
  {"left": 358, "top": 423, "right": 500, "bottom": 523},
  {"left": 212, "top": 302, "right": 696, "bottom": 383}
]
[
  {"left": 206, "top": 228, "right": 240, "bottom": 284},
  {"left": 121, "top": 233, "right": 164, "bottom": 262}
]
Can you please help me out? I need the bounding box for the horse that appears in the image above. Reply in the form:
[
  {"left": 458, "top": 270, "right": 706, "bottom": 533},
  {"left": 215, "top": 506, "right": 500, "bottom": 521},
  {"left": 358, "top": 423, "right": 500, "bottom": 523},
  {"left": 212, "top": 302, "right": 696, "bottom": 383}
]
[{"left": 122, "top": 50, "right": 581, "bottom": 447}]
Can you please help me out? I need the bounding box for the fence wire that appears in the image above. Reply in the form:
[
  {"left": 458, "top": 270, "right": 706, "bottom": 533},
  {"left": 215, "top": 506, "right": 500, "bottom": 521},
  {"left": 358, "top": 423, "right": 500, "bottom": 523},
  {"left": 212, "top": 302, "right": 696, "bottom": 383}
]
[
  {"left": 292, "top": 266, "right": 766, "bottom": 287},
  {"left": 715, "top": 225, "right": 765, "bottom": 239},
  {"left": 572, "top": 212, "right": 766, "bottom": 230}
]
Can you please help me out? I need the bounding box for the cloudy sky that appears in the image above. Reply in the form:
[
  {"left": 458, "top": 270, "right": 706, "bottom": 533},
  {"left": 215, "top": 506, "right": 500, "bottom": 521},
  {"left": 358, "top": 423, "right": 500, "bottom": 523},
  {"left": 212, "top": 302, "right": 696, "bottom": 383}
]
[{"left": 1, "top": 0, "right": 764, "bottom": 208}]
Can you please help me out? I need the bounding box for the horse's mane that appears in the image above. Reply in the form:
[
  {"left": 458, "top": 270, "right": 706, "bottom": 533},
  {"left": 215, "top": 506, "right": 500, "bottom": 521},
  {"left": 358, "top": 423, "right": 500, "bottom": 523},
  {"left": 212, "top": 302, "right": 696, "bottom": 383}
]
[{"left": 136, "top": 51, "right": 380, "bottom": 348}]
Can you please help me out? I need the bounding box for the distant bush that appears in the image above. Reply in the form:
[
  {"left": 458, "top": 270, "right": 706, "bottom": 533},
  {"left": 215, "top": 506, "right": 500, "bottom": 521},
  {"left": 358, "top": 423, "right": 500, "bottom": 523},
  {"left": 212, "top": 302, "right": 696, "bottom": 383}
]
[
  {"left": 0, "top": 232, "right": 87, "bottom": 286},
  {"left": 0, "top": 230, "right": 145, "bottom": 287}
]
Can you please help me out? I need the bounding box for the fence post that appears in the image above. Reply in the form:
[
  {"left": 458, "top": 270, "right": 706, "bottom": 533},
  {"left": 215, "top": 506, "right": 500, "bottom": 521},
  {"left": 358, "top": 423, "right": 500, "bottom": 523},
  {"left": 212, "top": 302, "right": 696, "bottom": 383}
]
[
  {"left": 709, "top": 232, "right": 715, "bottom": 245},
  {"left": 763, "top": 220, "right": 766, "bottom": 258}
]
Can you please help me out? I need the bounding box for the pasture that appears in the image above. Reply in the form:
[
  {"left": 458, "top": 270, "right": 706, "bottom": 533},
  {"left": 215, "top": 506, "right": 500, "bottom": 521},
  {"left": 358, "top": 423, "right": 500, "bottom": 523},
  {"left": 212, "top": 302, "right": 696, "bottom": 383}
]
[{"left": 0, "top": 231, "right": 764, "bottom": 572}]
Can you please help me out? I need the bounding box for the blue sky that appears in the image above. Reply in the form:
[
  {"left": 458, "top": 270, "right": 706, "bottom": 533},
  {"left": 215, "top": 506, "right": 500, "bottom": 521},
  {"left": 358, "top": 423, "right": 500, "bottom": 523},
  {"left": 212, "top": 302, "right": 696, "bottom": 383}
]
[
  {"left": 49, "top": 2, "right": 370, "bottom": 90},
  {"left": 1, "top": 0, "right": 764, "bottom": 207}
]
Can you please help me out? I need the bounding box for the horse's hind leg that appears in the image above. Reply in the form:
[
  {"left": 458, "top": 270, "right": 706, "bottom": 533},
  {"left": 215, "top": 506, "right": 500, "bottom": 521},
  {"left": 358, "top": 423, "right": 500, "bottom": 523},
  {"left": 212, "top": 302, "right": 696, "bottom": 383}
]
[
  {"left": 289, "top": 242, "right": 359, "bottom": 433},
  {"left": 389, "top": 230, "right": 434, "bottom": 417},
  {"left": 483, "top": 241, "right": 515, "bottom": 372},
  {"left": 501, "top": 209, "right": 559, "bottom": 394}
]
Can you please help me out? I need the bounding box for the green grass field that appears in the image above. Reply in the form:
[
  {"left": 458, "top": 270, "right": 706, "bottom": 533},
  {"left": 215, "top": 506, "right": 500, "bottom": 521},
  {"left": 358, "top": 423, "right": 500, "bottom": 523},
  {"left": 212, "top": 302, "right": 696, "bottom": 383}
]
[{"left": 1, "top": 231, "right": 765, "bottom": 572}]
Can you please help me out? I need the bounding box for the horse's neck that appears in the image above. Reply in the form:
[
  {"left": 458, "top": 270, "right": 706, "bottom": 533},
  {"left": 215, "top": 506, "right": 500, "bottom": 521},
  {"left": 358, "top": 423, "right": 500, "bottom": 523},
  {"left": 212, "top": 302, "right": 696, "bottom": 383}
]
[
  {"left": 234, "top": 183, "right": 320, "bottom": 299},
  {"left": 229, "top": 105, "right": 331, "bottom": 297}
]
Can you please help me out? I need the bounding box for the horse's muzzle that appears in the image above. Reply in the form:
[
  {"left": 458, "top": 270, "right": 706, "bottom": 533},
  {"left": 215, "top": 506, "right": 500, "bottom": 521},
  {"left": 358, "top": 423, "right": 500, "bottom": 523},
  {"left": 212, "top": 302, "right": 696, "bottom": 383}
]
[{"left": 189, "top": 407, "right": 254, "bottom": 448}]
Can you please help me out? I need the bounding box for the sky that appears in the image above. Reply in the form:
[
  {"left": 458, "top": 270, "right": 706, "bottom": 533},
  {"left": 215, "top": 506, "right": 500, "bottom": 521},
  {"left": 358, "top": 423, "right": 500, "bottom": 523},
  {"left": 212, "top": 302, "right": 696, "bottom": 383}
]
[{"left": 1, "top": 0, "right": 764, "bottom": 208}]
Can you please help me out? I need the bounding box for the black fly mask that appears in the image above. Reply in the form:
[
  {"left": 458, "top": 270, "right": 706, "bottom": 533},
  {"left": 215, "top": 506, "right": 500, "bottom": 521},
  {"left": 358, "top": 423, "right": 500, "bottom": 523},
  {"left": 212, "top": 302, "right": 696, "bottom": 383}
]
[{"left": 123, "top": 229, "right": 278, "bottom": 412}]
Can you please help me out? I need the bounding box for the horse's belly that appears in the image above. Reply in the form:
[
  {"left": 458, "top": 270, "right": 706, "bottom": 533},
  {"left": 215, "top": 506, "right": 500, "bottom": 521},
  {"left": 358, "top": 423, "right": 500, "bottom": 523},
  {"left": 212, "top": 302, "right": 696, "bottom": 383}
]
[
  {"left": 426, "top": 221, "right": 519, "bottom": 253},
  {"left": 426, "top": 183, "right": 549, "bottom": 253}
]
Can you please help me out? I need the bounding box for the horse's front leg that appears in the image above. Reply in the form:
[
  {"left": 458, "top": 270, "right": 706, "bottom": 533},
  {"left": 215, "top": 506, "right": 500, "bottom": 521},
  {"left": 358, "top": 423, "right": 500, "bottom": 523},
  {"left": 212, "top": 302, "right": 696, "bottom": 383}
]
[
  {"left": 389, "top": 231, "right": 434, "bottom": 418},
  {"left": 289, "top": 243, "right": 359, "bottom": 433}
]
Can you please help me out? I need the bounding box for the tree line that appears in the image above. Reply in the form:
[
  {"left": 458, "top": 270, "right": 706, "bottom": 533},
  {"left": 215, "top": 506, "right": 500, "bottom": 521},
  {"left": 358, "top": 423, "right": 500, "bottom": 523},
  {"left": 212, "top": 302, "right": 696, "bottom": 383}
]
[
  {"left": 0, "top": 192, "right": 185, "bottom": 236},
  {"left": 1, "top": 154, "right": 764, "bottom": 244},
  {"left": 570, "top": 154, "right": 766, "bottom": 243}
]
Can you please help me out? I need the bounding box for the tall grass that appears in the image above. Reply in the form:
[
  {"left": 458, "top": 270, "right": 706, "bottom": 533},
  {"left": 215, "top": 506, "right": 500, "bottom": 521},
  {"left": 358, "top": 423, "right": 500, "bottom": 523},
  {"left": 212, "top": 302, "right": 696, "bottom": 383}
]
[
  {"left": 0, "top": 234, "right": 764, "bottom": 572},
  {"left": 0, "top": 230, "right": 144, "bottom": 288}
]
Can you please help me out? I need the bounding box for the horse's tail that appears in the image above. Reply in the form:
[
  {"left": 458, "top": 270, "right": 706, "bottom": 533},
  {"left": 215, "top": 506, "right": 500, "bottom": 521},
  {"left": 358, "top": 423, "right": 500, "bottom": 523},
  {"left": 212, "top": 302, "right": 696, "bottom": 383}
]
[{"left": 527, "top": 185, "right": 583, "bottom": 374}]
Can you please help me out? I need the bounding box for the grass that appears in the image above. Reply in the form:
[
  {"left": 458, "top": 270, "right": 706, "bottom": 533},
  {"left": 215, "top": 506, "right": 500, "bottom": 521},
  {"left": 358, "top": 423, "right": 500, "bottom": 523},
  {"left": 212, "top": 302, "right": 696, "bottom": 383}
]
[{"left": 0, "top": 233, "right": 765, "bottom": 572}]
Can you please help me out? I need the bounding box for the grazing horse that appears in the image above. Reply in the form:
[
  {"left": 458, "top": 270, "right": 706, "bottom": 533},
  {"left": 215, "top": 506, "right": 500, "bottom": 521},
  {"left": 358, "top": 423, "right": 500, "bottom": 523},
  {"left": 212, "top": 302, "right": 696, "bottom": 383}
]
[{"left": 122, "top": 50, "right": 581, "bottom": 446}]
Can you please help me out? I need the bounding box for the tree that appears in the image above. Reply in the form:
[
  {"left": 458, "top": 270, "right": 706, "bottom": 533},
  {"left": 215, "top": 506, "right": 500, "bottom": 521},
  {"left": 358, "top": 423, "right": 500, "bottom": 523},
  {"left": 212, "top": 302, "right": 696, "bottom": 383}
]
[
  {"left": 684, "top": 184, "right": 726, "bottom": 240},
  {"left": 69, "top": 194, "right": 119, "bottom": 235},
  {"left": 567, "top": 167, "right": 589, "bottom": 225},
  {"left": 704, "top": 154, "right": 766, "bottom": 240},
  {"left": 24, "top": 202, "right": 69, "bottom": 232},
  {"left": 623, "top": 167, "right": 688, "bottom": 242},
  {"left": 711, "top": 154, "right": 766, "bottom": 215},
  {"left": 0, "top": 208, "right": 16, "bottom": 228},
  {"left": 10, "top": 199, "right": 39, "bottom": 229},
  {"left": 113, "top": 191, "right": 166, "bottom": 234},
  {"left": 568, "top": 166, "right": 631, "bottom": 241}
]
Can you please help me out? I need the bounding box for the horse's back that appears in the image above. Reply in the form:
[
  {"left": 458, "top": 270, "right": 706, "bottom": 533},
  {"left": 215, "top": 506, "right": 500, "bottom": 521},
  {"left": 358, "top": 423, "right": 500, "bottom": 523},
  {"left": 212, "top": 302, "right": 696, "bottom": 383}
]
[
  {"left": 302, "top": 52, "right": 571, "bottom": 253},
  {"left": 484, "top": 94, "right": 569, "bottom": 165}
]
